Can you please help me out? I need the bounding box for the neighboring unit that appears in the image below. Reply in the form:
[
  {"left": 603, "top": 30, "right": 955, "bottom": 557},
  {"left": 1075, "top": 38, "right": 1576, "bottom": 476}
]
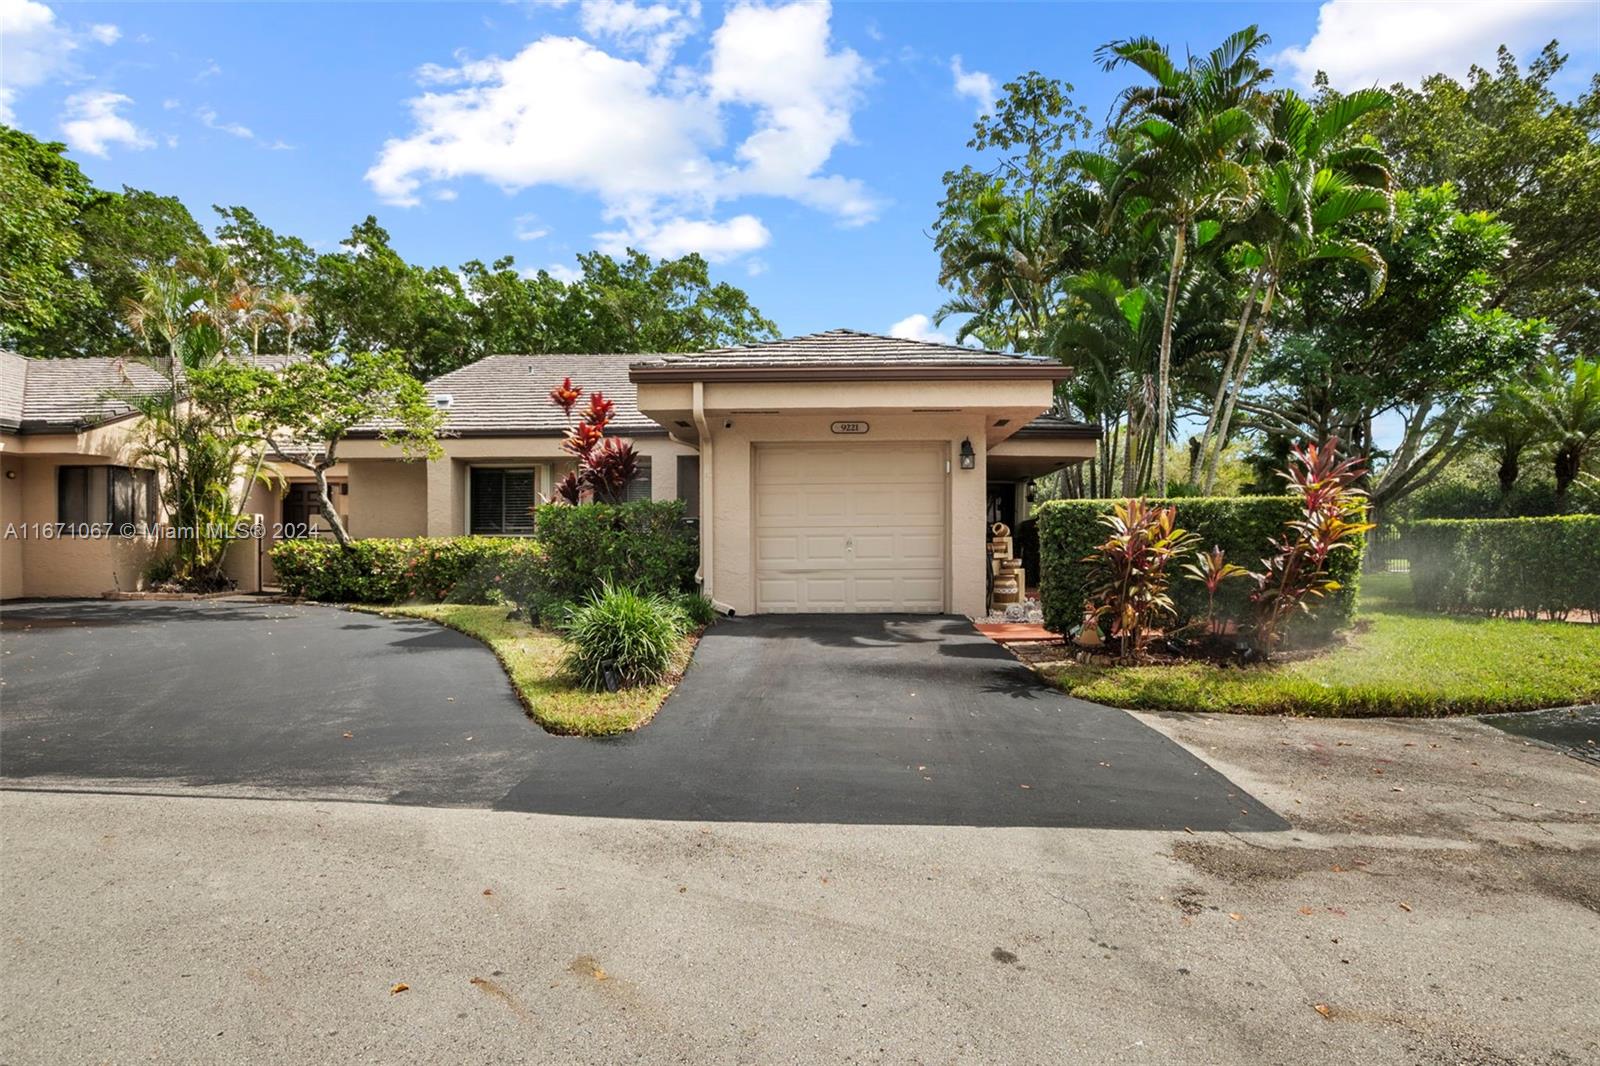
[{"left": 1, "top": 331, "right": 1097, "bottom": 615}]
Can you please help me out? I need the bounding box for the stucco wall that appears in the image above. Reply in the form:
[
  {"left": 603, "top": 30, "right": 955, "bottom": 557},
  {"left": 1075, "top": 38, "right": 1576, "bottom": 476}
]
[
  {"left": 1, "top": 452, "right": 24, "bottom": 598},
  {"left": 347, "top": 460, "right": 428, "bottom": 538},
  {"left": 700, "top": 411, "right": 992, "bottom": 618},
  {"left": 8, "top": 455, "right": 161, "bottom": 597}
]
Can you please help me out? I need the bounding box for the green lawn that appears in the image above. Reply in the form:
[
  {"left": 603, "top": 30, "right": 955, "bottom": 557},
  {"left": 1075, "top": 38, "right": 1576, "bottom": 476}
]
[
  {"left": 1037, "top": 573, "right": 1600, "bottom": 717},
  {"left": 356, "top": 604, "right": 695, "bottom": 736}
]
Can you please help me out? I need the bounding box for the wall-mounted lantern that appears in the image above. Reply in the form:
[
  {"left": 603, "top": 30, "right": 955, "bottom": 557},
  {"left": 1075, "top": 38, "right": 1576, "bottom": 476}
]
[{"left": 959, "top": 438, "right": 976, "bottom": 470}]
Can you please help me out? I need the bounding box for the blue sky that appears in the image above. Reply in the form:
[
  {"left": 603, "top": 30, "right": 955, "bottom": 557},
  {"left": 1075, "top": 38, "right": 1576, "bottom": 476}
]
[{"left": 4, "top": 0, "right": 1597, "bottom": 345}]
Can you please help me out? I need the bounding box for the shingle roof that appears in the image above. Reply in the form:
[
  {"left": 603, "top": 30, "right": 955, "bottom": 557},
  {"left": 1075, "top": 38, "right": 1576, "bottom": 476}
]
[
  {"left": 630, "top": 329, "right": 1066, "bottom": 375},
  {"left": 411, "top": 353, "right": 669, "bottom": 437},
  {"left": 1007, "top": 409, "right": 1100, "bottom": 440},
  {"left": 0, "top": 355, "right": 172, "bottom": 433}
]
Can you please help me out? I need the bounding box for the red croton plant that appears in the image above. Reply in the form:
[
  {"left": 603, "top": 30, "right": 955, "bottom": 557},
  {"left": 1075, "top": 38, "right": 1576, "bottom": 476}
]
[
  {"left": 1249, "top": 437, "right": 1374, "bottom": 654},
  {"left": 547, "top": 377, "right": 641, "bottom": 504}
]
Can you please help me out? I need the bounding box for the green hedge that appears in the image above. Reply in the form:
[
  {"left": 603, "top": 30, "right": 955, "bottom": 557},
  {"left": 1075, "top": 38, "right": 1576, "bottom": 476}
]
[
  {"left": 270, "top": 536, "right": 541, "bottom": 604},
  {"left": 269, "top": 502, "right": 697, "bottom": 617},
  {"left": 531, "top": 500, "right": 697, "bottom": 606},
  {"left": 1405, "top": 515, "right": 1600, "bottom": 618},
  {"left": 1036, "top": 496, "right": 1364, "bottom": 636}
]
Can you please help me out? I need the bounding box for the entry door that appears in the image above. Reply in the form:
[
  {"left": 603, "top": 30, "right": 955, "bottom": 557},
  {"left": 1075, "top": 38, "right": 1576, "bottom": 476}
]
[{"left": 754, "top": 442, "right": 946, "bottom": 613}]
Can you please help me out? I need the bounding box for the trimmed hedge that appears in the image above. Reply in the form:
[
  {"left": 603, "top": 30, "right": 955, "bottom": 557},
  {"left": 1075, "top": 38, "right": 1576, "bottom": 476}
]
[
  {"left": 1405, "top": 515, "right": 1600, "bottom": 619},
  {"left": 271, "top": 536, "right": 541, "bottom": 604},
  {"left": 1037, "top": 496, "right": 1364, "bottom": 637},
  {"left": 531, "top": 500, "right": 697, "bottom": 605}
]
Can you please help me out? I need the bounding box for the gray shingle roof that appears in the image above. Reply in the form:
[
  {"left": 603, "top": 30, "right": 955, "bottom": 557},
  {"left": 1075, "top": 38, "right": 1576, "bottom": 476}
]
[
  {"left": 0, "top": 355, "right": 172, "bottom": 433},
  {"left": 414, "top": 353, "right": 669, "bottom": 437},
  {"left": 1008, "top": 409, "right": 1100, "bottom": 440},
  {"left": 631, "top": 328, "right": 1063, "bottom": 372}
]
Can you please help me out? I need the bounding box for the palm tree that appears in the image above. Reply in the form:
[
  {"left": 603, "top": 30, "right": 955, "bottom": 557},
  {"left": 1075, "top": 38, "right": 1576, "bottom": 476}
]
[
  {"left": 1468, "top": 385, "right": 1543, "bottom": 496},
  {"left": 1199, "top": 87, "right": 1394, "bottom": 492},
  {"left": 1097, "top": 26, "right": 1273, "bottom": 494},
  {"left": 1524, "top": 354, "right": 1600, "bottom": 498}
]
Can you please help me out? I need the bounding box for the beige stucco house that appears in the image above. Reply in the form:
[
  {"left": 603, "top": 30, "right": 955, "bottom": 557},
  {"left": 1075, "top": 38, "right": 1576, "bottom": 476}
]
[{"left": 3, "top": 331, "right": 1096, "bottom": 616}]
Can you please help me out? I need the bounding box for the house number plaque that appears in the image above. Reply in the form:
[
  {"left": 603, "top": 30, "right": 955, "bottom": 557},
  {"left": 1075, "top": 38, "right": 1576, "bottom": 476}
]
[{"left": 830, "top": 421, "right": 870, "bottom": 435}]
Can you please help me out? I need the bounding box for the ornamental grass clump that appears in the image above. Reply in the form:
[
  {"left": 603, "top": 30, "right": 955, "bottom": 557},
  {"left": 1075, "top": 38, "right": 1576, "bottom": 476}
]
[
  {"left": 561, "top": 583, "right": 688, "bottom": 691},
  {"left": 1084, "top": 498, "right": 1200, "bottom": 658}
]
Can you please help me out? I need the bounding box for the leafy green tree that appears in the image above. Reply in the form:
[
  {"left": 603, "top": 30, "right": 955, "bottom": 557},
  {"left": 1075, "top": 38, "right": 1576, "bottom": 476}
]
[
  {"left": 1361, "top": 43, "right": 1600, "bottom": 349},
  {"left": 192, "top": 349, "right": 445, "bottom": 547},
  {"left": 0, "top": 127, "right": 94, "bottom": 349},
  {"left": 1250, "top": 185, "right": 1547, "bottom": 520}
]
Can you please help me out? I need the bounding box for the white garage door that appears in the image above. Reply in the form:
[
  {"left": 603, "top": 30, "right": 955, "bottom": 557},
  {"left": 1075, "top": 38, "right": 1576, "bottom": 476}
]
[{"left": 754, "top": 442, "right": 946, "bottom": 613}]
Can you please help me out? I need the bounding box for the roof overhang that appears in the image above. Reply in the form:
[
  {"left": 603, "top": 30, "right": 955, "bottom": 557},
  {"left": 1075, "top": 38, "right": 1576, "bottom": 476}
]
[{"left": 629, "top": 363, "right": 1072, "bottom": 384}]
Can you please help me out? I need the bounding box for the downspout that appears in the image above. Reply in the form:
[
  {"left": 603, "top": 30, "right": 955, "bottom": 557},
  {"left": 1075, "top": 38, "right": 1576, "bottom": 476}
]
[{"left": 690, "top": 381, "right": 734, "bottom": 616}]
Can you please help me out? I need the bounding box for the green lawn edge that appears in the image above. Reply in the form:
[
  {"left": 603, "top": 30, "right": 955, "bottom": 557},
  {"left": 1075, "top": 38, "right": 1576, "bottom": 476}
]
[
  {"left": 350, "top": 603, "right": 698, "bottom": 737},
  {"left": 1035, "top": 573, "right": 1600, "bottom": 718}
]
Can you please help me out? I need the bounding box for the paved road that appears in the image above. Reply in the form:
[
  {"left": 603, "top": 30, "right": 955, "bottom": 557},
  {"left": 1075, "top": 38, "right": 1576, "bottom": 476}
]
[
  {"left": 1480, "top": 703, "right": 1600, "bottom": 766},
  {"left": 1, "top": 600, "right": 1280, "bottom": 830}
]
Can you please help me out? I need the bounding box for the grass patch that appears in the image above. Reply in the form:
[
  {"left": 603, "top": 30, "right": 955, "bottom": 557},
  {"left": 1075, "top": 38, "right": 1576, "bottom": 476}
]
[
  {"left": 357, "top": 603, "right": 696, "bottom": 736},
  {"left": 1039, "top": 572, "right": 1600, "bottom": 717}
]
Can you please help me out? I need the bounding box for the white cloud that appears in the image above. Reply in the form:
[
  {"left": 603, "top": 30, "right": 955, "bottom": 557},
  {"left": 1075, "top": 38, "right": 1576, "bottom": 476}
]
[
  {"left": 579, "top": 0, "right": 699, "bottom": 69},
  {"left": 707, "top": 0, "right": 878, "bottom": 223},
  {"left": 514, "top": 213, "right": 550, "bottom": 241},
  {"left": 431, "top": 188, "right": 458, "bottom": 201},
  {"left": 1278, "top": 0, "right": 1590, "bottom": 90},
  {"left": 888, "top": 313, "right": 952, "bottom": 346},
  {"left": 194, "top": 59, "right": 221, "bottom": 81},
  {"left": 367, "top": 0, "right": 875, "bottom": 263},
  {"left": 525, "top": 263, "right": 584, "bottom": 283},
  {"left": 950, "top": 55, "right": 995, "bottom": 116},
  {"left": 197, "top": 105, "right": 253, "bottom": 139},
  {"left": 0, "top": 88, "right": 15, "bottom": 126},
  {"left": 88, "top": 22, "right": 119, "bottom": 45},
  {"left": 60, "top": 90, "right": 152, "bottom": 156},
  {"left": 598, "top": 213, "right": 770, "bottom": 260}
]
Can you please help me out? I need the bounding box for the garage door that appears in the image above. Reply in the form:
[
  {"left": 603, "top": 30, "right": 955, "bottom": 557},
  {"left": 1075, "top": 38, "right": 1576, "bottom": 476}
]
[{"left": 754, "top": 442, "right": 946, "bottom": 613}]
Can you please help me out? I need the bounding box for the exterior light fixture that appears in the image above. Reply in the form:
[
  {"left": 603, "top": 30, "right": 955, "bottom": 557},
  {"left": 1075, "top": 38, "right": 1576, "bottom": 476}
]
[{"left": 959, "top": 438, "right": 976, "bottom": 470}]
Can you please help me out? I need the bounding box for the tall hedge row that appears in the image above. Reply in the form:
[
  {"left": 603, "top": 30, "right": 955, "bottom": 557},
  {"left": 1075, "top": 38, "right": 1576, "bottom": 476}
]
[
  {"left": 1405, "top": 515, "right": 1600, "bottom": 619},
  {"left": 530, "top": 500, "right": 698, "bottom": 606},
  {"left": 1036, "top": 496, "right": 1364, "bottom": 636}
]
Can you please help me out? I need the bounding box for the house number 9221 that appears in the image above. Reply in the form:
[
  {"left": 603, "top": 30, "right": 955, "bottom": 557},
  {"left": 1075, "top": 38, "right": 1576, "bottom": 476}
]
[{"left": 830, "top": 421, "right": 869, "bottom": 435}]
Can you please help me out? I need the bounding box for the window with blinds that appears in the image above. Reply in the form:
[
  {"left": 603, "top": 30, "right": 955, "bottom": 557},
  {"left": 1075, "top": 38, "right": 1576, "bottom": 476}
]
[
  {"left": 621, "top": 456, "right": 653, "bottom": 503},
  {"left": 469, "top": 468, "right": 537, "bottom": 535},
  {"left": 58, "top": 465, "right": 159, "bottom": 531}
]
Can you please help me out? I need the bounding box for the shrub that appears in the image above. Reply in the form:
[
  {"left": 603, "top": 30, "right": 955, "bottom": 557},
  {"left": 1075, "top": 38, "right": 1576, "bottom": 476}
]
[
  {"left": 1406, "top": 515, "right": 1600, "bottom": 619},
  {"left": 561, "top": 583, "right": 687, "bottom": 691},
  {"left": 270, "top": 536, "right": 539, "bottom": 604},
  {"left": 1248, "top": 439, "right": 1373, "bottom": 655},
  {"left": 1038, "top": 496, "right": 1365, "bottom": 636},
  {"left": 676, "top": 592, "right": 717, "bottom": 629},
  {"left": 530, "top": 500, "right": 697, "bottom": 605},
  {"left": 1083, "top": 499, "right": 1199, "bottom": 657}
]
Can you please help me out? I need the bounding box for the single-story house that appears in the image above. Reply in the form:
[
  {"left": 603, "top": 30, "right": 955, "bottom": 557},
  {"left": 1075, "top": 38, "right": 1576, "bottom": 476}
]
[{"left": 2, "top": 330, "right": 1097, "bottom": 615}]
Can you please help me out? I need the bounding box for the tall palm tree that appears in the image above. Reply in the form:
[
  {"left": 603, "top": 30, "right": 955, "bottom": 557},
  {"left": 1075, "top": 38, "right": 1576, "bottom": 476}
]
[
  {"left": 1097, "top": 26, "right": 1273, "bottom": 494},
  {"left": 1199, "top": 87, "right": 1395, "bottom": 492}
]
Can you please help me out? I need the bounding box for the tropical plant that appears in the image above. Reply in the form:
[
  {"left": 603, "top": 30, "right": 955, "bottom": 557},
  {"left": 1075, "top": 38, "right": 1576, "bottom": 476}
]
[
  {"left": 548, "top": 378, "right": 643, "bottom": 504},
  {"left": 1096, "top": 25, "right": 1273, "bottom": 494},
  {"left": 1182, "top": 545, "right": 1250, "bottom": 636},
  {"left": 1521, "top": 354, "right": 1600, "bottom": 499},
  {"left": 1249, "top": 438, "right": 1373, "bottom": 654},
  {"left": 117, "top": 261, "right": 268, "bottom": 589},
  {"left": 560, "top": 583, "right": 688, "bottom": 691},
  {"left": 1198, "top": 86, "right": 1395, "bottom": 491},
  {"left": 1084, "top": 498, "right": 1200, "bottom": 657}
]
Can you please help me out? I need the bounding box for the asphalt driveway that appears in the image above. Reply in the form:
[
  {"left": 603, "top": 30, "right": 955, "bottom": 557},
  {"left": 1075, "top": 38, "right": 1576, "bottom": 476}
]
[{"left": 1, "top": 600, "right": 1282, "bottom": 830}]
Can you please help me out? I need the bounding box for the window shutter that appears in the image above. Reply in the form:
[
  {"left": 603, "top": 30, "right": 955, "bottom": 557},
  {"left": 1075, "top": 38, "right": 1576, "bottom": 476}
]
[
  {"left": 502, "top": 470, "right": 536, "bottom": 534},
  {"left": 469, "top": 469, "right": 505, "bottom": 534}
]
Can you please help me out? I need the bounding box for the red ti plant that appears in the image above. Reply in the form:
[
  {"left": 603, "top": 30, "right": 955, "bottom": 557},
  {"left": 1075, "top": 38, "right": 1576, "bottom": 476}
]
[
  {"left": 549, "top": 380, "right": 641, "bottom": 504},
  {"left": 1084, "top": 499, "right": 1200, "bottom": 659},
  {"left": 1249, "top": 437, "right": 1374, "bottom": 655},
  {"left": 1182, "top": 546, "right": 1251, "bottom": 636}
]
